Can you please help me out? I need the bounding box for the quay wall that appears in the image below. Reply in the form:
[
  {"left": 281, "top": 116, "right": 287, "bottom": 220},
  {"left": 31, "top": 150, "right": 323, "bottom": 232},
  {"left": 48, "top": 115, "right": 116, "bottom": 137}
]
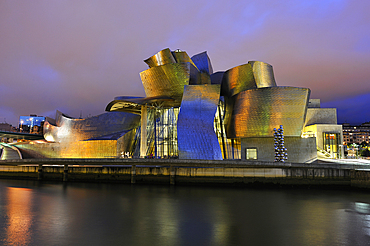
[{"left": 0, "top": 159, "right": 369, "bottom": 189}]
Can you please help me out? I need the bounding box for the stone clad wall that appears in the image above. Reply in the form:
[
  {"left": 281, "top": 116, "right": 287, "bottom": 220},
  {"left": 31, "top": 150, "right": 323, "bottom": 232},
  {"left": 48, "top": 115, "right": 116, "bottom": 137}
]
[
  {"left": 241, "top": 137, "right": 317, "bottom": 163},
  {"left": 304, "top": 108, "right": 337, "bottom": 126},
  {"left": 0, "top": 162, "right": 360, "bottom": 188}
]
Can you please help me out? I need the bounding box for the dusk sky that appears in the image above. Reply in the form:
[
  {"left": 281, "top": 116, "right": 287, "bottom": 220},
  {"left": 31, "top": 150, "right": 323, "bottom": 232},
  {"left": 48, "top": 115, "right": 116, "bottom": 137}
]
[{"left": 1, "top": 0, "right": 370, "bottom": 126}]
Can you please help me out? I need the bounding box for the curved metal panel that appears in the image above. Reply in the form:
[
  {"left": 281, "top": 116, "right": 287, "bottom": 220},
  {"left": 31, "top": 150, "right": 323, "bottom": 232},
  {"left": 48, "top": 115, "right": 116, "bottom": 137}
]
[
  {"left": 211, "top": 71, "right": 224, "bottom": 85},
  {"left": 177, "top": 84, "right": 222, "bottom": 160},
  {"left": 191, "top": 51, "right": 213, "bottom": 75},
  {"left": 221, "top": 63, "right": 256, "bottom": 97},
  {"left": 249, "top": 61, "right": 277, "bottom": 88},
  {"left": 140, "top": 62, "right": 191, "bottom": 100},
  {"left": 172, "top": 50, "right": 197, "bottom": 68},
  {"left": 226, "top": 87, "right": 310, "bottom": 138},
  {"left": 144, "top": 48, "right": 176, "bottom": 68},
  {"left": 43, "top": 111, "right": 140, "bottom": 143}
]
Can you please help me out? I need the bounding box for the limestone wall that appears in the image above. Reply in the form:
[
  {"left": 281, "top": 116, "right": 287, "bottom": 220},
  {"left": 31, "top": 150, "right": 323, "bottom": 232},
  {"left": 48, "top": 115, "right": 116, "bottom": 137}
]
[{"left": 240, "top": 137, "right": 317, "bottom": 163}]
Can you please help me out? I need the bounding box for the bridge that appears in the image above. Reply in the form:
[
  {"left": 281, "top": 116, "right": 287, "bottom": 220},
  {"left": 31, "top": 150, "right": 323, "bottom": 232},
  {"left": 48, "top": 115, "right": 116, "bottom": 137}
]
[
  {"left": 0, "top": 131, "right": 43, "bottom": 160},
  {"left": 0, "top": 130, "right": 44, "bottom": 140},
  {"left": 0, "top": 142, "right": 22, "bottom": 160}
]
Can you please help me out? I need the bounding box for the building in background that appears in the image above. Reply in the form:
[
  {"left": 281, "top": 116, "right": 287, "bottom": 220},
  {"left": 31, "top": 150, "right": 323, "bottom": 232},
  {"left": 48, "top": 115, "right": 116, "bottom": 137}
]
[
  {"left": 0, "top": 123, "right": 12, "bottom": 132},
  {"left": 342, "top": 122, "right": 370, "bottom": 145},
  {"left": 19, "top": 115, "right": 45, "bottom": 134},
  {"left": 14, "top": 48, "right": 343, "bottom": 162}
]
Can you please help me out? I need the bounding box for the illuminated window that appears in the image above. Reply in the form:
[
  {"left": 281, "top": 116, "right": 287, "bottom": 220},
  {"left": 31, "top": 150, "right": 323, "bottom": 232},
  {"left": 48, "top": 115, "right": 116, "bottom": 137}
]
[{"left": 246, "top": 148, "right": 257, "bottom": 160}]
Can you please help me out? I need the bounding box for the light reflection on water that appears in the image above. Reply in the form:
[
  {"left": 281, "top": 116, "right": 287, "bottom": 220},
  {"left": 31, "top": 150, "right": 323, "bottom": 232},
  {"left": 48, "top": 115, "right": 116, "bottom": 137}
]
[{"left": 1, "top": 180, "right": 370, "bottom": 246}]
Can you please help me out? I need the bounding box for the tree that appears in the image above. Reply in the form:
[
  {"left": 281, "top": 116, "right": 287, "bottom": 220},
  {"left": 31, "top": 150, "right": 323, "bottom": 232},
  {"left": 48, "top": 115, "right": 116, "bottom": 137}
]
[
  {"left": 360, "top": 148, "right": 370, "bottom": 157},
  {"left": 360, "top": 141, "right": 368, "bottom": 148}
]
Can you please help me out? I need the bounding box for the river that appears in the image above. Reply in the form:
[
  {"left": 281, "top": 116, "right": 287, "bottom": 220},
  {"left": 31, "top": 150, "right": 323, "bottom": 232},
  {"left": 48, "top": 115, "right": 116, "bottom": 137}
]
[{"left": 1, "top": 179, "right": 370, "bottom": 246}]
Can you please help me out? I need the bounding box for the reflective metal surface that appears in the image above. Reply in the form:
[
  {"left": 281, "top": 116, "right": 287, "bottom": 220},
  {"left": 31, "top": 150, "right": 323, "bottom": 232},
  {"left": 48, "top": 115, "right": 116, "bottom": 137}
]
[
  {"left": 140, "top": 63, "right": 192, "bottom": 100},
  {"left": 17, "top": 47, "right": 341, "bottom": 161},
  {"left": 249, "top": 61, "right": 277, "bottom": 88},
  {"left": 227, "top": 87, "right": 310, "bottom": 138},
  {"left": 191, "top": 51, "right": 213, "bottom": 75},
  {"left": 105, "top": 96, "right": 177, "bottom": 114},
  {"left": 43, "top": 110, "right": 140, "bottom": 143},
  {"left": 16, "top": 139, "right": 119, "bottom": 158},
  {"left": 178, "top": 85, "right": 222, "bottom": 160},
  {"left": 144, "top": 48, "right": 176, "bottom": 68},
  {"left": 221, "top": 63, "right": 256, "bottom": 97},
  {"left": 172, "top": 50, "right": 197, "bottom": 68}
]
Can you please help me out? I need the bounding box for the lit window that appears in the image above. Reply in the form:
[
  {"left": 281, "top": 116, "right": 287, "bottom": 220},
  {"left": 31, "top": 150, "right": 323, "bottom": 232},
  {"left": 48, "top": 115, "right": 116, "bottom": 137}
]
[{"left": 246, "top": 148, "right": 257, "bottom": 160}]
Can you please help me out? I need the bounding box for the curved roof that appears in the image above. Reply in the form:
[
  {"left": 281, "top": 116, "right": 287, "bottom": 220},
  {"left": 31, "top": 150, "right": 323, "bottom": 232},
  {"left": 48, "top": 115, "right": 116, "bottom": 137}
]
[{"left": 105, "top": 96, "right": 178, "bottom": 113}]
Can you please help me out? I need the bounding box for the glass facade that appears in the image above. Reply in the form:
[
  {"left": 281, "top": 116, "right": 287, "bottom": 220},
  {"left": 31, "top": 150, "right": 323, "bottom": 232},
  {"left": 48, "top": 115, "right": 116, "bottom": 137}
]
[
  {"left": 133, "top": 107, "right": 180, "bottom": 158},
  {"left": 214, "top": 100, "right": 241, "bottom": 159},
  {"left": 19, "top": 116, "right": 45, "bottom": 127},
  {"left": 323, "top": 132, "right": 340, "bottom": 158}
]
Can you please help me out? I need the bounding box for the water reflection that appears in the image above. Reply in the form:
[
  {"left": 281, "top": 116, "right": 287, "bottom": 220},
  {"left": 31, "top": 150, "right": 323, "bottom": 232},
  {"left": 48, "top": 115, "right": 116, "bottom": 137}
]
[
  {"left": 5, "top": 187, "right": 33, "bottom": 246},
  {"left": 1, "top": 180, "right": 370, "bottom": 246}
]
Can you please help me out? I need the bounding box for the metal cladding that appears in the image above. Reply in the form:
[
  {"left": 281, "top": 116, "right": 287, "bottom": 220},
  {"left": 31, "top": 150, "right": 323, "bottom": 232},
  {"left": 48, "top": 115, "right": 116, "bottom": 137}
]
[
  {"left": 105, "top": 96, "right": 176, "bottom": 114},
  {"left": 177, "top": 84, "right": 222, "bottom": 160},
  {"left": 172, "top": 50, "right": 197, "bottom": 68},
  {"left": 26, "top": 47, "right": 320, "bottom": 160},
  {"left": 191, "top": 51, "right": 213, "bottom": 75},
  {"left": 144, "top": 48, "right": 176, "bottom": 68},
  {"left": 210, "top": 71, "right": 224, "bottom": 85},
  {"left": 221, "top": 61, "right": 277, "bottom": 97},
  {"left": 249, "top": 61, "right": 277, "bottom": 88},
  {"left": 140, "top": 62, "right": 194, "bottom": 101},
  {"left": 191, "top": 51, "right": 213, "bottom": 85},
  {"left": 226, "top": 87, "right": 310, "bottom": 138},
  {"left": 140, "top": 49, "right": 217, "bottom": 101},
  {"left": 43, "top": 110, "right": 140, "bottom": 143},
  {"left": 222, "top": 63, "right": 257, "bottom": 97}
]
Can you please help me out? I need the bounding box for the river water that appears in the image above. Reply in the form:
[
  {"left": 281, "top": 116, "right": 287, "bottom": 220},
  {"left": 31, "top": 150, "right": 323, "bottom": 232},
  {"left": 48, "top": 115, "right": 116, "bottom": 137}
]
[{"left": 1, "top": 179, "right": 370, "bottom": 246}]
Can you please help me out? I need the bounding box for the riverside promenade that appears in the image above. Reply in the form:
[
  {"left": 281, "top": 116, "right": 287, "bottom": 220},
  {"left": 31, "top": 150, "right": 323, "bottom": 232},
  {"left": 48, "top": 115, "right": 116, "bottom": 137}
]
[{"left": 1, "top": 158, "right": 370, "bottom": 189}]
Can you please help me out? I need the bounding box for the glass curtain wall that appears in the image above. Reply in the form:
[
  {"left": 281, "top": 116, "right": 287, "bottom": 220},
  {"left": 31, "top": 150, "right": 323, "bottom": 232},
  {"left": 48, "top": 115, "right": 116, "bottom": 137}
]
[
  {"left": 133, "top": 107, "right": 179, "bottom": 158},
  {"left": 214, "top": 99, "right": 241, "bottom": 159},
  {"left": 323, "top": 132, "right": 340, "bottom": 158}
]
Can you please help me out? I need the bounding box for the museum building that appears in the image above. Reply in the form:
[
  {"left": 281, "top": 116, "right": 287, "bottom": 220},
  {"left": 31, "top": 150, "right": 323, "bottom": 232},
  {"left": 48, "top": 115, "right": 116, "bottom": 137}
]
[{"left": 15, "top": 48, "right": 343, "bottom": 162}]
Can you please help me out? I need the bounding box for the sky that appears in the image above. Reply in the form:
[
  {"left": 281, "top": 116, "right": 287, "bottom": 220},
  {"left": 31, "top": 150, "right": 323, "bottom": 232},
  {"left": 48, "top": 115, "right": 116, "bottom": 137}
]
[{"left": 1, "top": 0, "right": 370, "bottom": 126}]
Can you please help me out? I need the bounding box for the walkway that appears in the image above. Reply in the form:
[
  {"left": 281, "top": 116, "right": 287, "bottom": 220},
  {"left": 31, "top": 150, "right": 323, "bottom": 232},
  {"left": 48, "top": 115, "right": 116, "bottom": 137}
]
[{"left": 0, "top": 143, "right": 22, "bottom": 160}]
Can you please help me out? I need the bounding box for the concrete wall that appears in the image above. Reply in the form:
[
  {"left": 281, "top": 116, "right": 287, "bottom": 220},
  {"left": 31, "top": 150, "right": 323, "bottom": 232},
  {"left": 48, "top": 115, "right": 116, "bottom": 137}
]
[{"left": 241, "top": 137, "right": 317, "bottom": 163}]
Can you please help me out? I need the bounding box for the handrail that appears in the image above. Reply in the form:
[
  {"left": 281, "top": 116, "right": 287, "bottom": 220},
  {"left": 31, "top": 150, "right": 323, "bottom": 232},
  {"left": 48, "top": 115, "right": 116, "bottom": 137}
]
[{"left": 0, "top": 142, "right": 22, "bottom": 160}]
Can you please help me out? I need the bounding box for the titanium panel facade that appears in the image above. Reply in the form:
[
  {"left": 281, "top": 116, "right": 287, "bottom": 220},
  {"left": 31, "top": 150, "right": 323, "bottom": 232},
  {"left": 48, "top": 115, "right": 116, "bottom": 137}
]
[
  {"left": 144, "top": 48, "right": 176, "bottom": 68},
  {"left": 227, "top": 87, "right": 310, "bottom": 138},
  {"left": 249, "top": 61, "right": 277, "bottom": 88},
  {"left": 172, "top": 51, "right": 197, "bottom": 68},
  {"left": 43, "top": 111, "right": 140, "bottom": 143},
  {"left": 177, "top": 85, "right": 222, "bottom": 160},
  {"left": 140, "top": 63, "right": 192, "bottom": 100},
  {"left": 221, "top": 63, "right": 257, "bottom": 97},
  {"left": 191, "top": 51, "right": 213, "bottom": 75}
]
